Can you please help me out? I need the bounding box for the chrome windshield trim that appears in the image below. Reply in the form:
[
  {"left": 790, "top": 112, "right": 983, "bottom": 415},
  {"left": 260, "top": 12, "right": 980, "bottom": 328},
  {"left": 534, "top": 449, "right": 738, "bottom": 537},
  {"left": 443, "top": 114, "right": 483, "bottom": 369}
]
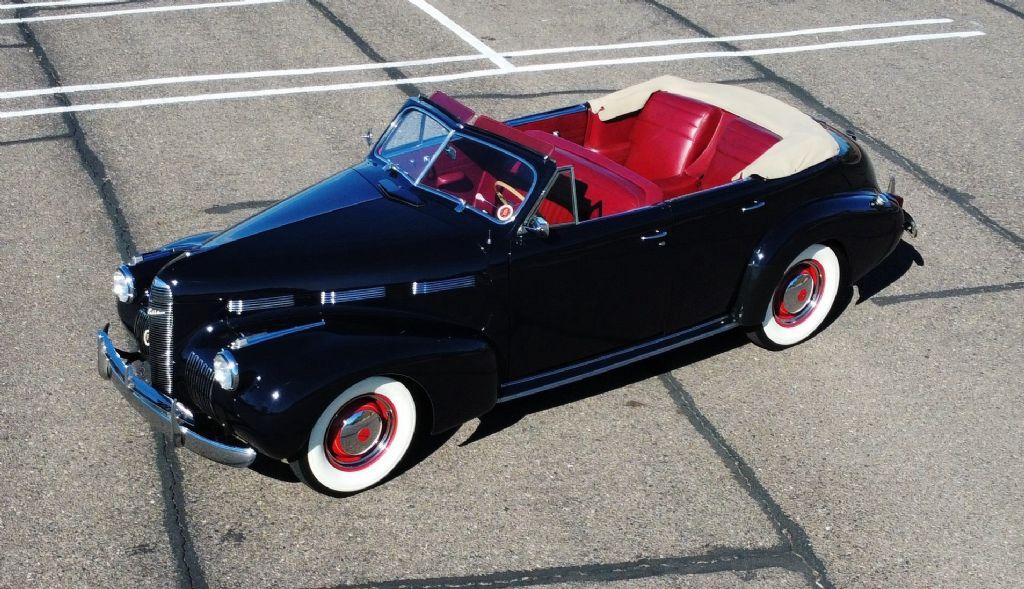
[
  {"left": 374, "top": 106, "right": 452, "bottom": 186},
  {"left": 373, "top": 105, "right": 540, "bottom": 226},
  {"left": 414, "top": 128, "right": 457, "bottom": 185},
  {"left": 230, "top": 320, "right": 325, "bottom": 350}
]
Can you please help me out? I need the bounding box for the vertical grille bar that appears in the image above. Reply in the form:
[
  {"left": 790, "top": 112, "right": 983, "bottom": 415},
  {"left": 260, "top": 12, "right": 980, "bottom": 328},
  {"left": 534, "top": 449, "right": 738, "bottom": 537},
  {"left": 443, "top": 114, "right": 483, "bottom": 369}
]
[
  {"left": 184, "top": 351, "right": 216, "bottom": 416},
  {"left": 148, "top": 277, "right": 174, "bottom": 396}
]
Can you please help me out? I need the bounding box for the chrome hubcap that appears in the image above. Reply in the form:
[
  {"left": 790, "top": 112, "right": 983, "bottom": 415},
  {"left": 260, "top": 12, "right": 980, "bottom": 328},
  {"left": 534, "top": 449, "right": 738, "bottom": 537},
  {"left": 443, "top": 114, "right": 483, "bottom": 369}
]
[
  {"left": 772, "top": 259, "right": 825, "bottom": 327},
  {"left": 338, "top": 409, "right": 384, "bottom": 457},
  {"left": 325, "top": 394, "right": 396, "bottom": 471}
]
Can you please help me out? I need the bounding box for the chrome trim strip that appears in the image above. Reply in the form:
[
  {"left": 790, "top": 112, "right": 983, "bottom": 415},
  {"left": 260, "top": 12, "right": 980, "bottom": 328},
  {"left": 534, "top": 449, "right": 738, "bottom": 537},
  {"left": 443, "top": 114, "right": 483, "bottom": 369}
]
[
  {"left": 96, "top": 328, "right": 256, "bottom": 468},
  {"left": 230, "top": 320, "right": 325, "bottom": 350},
  {"left": 411, "top": 275, "right": 476, "bottom": 295},
  {"left": 499, "top": 316, "right": 736, "bottom": 402},
  {"left": 227, "top": 294, "right": 294, "bottom": 314},
  {"left": 320, "top": 286, "right": 386, "bottom": 305}
]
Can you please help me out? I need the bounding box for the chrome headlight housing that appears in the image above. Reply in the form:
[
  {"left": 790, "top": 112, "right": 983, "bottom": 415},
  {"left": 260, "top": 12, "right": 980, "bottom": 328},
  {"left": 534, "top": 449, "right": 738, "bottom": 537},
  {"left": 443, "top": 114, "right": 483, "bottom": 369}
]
[
  {"left": 212, "top": 350, "right": 239, "bottom": 391},
  {"left": 111, "top": 265, "right": 135, "bottom": 303}
]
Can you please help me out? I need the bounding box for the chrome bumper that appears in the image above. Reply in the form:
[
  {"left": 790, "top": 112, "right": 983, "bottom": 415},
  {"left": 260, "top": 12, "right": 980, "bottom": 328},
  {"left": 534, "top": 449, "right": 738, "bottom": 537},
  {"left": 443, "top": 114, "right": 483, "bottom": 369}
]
[{"left": 96, "top": 327, "right": 256, "bottom": 468}]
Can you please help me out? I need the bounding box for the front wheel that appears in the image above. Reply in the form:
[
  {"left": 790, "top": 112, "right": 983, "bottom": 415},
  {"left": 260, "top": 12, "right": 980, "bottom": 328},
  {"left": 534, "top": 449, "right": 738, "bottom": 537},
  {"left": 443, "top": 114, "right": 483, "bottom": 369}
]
[
  {"left": 291, "top": 376, "right": 417, "bottom": 495},
  {"left": 747, "top": 243, "right": 842, "bottom": 350}
]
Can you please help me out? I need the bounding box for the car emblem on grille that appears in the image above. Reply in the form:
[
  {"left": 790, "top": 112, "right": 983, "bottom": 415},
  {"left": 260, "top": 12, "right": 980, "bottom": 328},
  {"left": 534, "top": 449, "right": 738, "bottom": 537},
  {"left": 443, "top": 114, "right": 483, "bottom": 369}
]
[{"left": 142, "top": 329, "right": 150, "bottom": 347}]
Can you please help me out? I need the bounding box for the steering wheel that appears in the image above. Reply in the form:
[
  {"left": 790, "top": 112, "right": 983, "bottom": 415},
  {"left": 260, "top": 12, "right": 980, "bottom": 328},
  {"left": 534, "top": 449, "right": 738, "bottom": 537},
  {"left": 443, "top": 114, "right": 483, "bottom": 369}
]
[{"left": 493, "top": 180, "right": 525, "bottom": 208}]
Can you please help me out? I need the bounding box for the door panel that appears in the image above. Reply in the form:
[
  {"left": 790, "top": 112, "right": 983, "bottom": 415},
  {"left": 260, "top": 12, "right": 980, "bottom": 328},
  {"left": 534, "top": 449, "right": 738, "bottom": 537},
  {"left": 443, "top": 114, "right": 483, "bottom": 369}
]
[
  {"left": 661, "top": 181, "right": 775, "bottom": 331},
  {"left": 508, "top": 206, "right": 672, "bottom": 380}
]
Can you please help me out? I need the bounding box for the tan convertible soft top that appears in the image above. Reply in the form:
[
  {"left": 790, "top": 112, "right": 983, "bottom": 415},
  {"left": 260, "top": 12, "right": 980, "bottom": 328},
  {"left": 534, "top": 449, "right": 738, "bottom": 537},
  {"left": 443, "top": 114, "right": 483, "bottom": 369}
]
[{"left": 588, "top": 76, "right": 840, "bottom": 180}]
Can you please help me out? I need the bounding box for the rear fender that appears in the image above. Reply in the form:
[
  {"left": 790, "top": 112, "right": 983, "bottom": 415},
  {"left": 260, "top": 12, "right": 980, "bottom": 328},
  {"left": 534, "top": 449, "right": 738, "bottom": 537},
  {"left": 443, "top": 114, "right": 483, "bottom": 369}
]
[
  {"left": 222, "top": 323, "right": 497, "bottom": 460},
  {"left": 734, "top": 191, "right": 903, "bottom": 325}
]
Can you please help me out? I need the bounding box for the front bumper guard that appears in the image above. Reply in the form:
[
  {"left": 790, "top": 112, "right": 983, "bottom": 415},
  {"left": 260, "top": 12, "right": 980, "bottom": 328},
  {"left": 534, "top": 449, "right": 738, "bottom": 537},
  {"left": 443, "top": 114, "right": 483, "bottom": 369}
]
[{"left": 96, "top": 326, "right": 256, "bottom": 468}]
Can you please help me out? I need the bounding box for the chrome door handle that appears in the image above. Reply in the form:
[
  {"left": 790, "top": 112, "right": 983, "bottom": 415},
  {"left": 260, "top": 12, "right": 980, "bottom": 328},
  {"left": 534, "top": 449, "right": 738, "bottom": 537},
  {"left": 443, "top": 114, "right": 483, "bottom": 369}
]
[
  {"left": 741, "top": 200, "right": 766, "bottom": 213},
  {"left": 641, "top": 230, "right": 668, "bottom": 241}
]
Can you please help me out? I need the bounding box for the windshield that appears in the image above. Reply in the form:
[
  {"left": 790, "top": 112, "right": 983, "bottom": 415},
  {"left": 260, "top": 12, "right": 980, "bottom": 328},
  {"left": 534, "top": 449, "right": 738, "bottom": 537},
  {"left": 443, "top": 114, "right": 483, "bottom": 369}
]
[{"left": 376, "top": 108, "right": 536, "bottom": 223}]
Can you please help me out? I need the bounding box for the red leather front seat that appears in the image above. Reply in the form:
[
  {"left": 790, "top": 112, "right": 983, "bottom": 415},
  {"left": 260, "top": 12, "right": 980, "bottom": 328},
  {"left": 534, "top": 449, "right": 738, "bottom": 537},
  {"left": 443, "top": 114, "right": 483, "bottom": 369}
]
[{"left": 623, "top": 92, "right": 720, "bottom": 186}]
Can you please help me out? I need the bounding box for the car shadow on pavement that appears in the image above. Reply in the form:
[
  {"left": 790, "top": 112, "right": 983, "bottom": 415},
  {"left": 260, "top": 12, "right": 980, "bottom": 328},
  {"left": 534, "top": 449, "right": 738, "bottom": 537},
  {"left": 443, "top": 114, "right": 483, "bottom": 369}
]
[{"left": 855, "top": 240, "right": 924, "bottom": 304}]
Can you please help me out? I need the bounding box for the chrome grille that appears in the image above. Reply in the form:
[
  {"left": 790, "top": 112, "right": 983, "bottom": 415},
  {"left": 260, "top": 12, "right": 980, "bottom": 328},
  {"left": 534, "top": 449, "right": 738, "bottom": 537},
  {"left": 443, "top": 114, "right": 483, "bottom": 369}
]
[
  {"left": 148, "top": 277, "right": 174, "bottom": 395},
  {"left": 184, "top": 351, "right": 216, "bottom": 416}
]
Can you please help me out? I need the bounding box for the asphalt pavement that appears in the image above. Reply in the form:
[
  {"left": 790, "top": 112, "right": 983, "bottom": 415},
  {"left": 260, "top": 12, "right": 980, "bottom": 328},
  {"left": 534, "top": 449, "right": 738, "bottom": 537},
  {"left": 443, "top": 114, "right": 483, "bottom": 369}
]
[{"left": 1, "top": 1, "right": 1021, "bottom": 588}]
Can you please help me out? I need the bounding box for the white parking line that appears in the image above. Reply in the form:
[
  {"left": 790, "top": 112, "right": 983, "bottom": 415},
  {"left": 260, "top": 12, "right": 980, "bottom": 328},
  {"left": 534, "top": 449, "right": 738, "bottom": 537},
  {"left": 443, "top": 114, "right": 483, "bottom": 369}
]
[
  {"left": 405, "top": 0, "right": 514, "bottom": 71},
  {"left": 502, "top": 18, "right": 955, "bottom": 57},
  {"left": 0, "top": 54, "right": 490, "bottom": 98},
  {"left": 0, "top": 18, "right": 956, "bottom": 99},
  {"left": 0, "top": 0, "right": 122, "bottom": 9},
  {"left": 0, "top": 0, "right": 286, "bottom": 24},
  {"left": 0, "top": 30, "right": 984, "bottom": 119}
]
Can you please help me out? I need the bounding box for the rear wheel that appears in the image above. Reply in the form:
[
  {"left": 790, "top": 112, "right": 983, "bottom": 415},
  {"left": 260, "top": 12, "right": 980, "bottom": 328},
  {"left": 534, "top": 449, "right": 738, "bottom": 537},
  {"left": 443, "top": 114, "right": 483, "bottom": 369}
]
[
  {"left": 748, "top": 243, "right": 842, "bottom": 350},
  {"left": 291, "top": 376, "right": 417, "bottom": 494}
]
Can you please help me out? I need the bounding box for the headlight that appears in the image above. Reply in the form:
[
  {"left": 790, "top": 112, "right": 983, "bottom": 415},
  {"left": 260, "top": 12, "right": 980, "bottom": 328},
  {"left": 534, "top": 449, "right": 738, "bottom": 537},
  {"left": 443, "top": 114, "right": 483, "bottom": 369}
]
[
  {"left": 111, "top": 265, "right": 135, "bottom": 303},
  {"left": 212, "top": 350, "right": 239, "bottom": 391}
]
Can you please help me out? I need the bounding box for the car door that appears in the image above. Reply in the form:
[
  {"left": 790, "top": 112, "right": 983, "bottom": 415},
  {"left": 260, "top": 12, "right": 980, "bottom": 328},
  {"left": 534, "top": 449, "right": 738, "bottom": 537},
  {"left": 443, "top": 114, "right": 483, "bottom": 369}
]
[
  {"left": 507, "top": 201, "right": 674, "bottom": 381},
  {"left": 660, "top": 180, "right": 776, "bottom": 332}
]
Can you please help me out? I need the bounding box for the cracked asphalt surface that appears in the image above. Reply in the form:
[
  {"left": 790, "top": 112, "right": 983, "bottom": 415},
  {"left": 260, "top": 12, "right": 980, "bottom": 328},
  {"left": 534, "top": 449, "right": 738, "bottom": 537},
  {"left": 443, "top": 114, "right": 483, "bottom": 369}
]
[{"left": 1, "top": 1, "right": 1022, "bottom": 587}]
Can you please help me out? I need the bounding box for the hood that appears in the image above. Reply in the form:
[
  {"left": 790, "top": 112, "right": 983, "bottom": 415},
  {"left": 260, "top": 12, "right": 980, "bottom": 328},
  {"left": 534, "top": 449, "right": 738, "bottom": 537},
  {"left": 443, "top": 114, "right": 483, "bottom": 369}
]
[{"left": 158, "top": 165, "right": 489, "bottom": 300}]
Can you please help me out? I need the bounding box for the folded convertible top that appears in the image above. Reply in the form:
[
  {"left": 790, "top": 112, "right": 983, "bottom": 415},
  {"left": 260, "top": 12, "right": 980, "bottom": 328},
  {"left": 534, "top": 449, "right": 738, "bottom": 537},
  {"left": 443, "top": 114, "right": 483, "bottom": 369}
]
[{"left": 588, "top": 76, "right": 840, "bottom": 180}]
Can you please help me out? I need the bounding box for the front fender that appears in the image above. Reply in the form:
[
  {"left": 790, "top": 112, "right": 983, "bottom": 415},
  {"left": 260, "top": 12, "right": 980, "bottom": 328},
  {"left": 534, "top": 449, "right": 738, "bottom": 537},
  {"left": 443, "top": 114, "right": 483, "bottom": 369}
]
[
  {"left": 734, "top": 191, "right": 903, "bottom": 325},
  {"left": 221, "top": 323, "right": 497, "bottom": 460}
]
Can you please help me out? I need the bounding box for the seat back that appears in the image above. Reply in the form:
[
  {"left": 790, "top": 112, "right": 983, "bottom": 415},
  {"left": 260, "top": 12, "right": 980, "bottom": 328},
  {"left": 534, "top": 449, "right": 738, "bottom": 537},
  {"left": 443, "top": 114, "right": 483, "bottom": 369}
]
[
  {"left": 686, "top": 114, "right": 780, "bottom": 189},
  {"left": 623, "top": 92, "right": 720, "bottom": 181}
]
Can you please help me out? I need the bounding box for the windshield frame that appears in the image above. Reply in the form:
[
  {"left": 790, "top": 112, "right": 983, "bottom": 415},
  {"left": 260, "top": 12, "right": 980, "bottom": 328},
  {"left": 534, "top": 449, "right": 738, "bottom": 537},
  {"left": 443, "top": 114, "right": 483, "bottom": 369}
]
[{"left": 372, "top": 105, "right": 541, "bottom": 226}]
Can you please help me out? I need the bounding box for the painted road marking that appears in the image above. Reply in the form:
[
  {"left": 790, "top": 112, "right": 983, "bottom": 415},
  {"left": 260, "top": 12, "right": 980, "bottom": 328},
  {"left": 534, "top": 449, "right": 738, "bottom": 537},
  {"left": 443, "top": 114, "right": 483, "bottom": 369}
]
[
  {"left": 0, "top": 30, "right": 984, "bottom": 119},
  {"left": 0, "top": 0, "right": 122, "bottom": 9},
  {"left": 0, "top": 0, "right": 287, "bottom": 24},
  {"left": 405, "top": 0, "right": 514, "bottom": 70},
  {"left": 0, "top": 18, "right": 958, "bottom": 99},
  {"left": 501, "top": 18, "right": 955, "bottom": 58}
]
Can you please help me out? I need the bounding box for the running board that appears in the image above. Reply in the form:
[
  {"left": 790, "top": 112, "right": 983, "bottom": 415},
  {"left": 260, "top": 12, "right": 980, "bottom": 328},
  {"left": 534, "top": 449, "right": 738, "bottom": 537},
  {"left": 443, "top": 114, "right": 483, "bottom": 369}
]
[{"left": 499, "top": 316, "right": 736, "bottom": 402}]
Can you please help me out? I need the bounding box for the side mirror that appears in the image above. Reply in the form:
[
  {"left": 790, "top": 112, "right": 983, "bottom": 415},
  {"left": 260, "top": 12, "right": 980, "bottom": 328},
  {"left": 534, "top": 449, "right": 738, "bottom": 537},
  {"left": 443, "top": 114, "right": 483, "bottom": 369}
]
[
  {"left": 361, "top": 128, "right": 374, "bottom": 148},
  {"left": 522, "top": 215, "right": 550, "bottom": 238}
]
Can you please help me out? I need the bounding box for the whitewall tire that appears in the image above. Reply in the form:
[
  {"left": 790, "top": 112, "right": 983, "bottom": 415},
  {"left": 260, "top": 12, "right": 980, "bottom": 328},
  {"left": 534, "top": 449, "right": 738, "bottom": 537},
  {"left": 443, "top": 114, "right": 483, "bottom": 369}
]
[
  {"left": 750, "top": 243, "right": 842, "bottom": 349},
  {"left": 294, "top": 376, "right": 417, "bottom": 494}
]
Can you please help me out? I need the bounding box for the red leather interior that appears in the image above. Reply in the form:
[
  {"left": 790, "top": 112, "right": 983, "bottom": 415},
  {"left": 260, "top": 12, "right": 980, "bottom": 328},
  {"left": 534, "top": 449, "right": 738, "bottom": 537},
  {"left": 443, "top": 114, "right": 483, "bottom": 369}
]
[
  {"left": 537, "top": 198, "right": 575, "bottom": 225},
  {"left": 682, "top": 113, "right": 780, "bottom": 190},
  {"left": 430, "top": 90, "right": 782, "bottom": 219},
  {"left": 515, "top": 109, "right": 589, "bottom": 145},
  {"left": 622, "top": 92, "right": 720, "bottom": 183},
  {"left": 525, "top": 130, "right": 662, "bottom": 219},
  {"left": 582, "top": 111, "right": 636, "bottom": 164},
  {"left": 421, "top": 137, "right": 534, "bottom": 216},
  {"left": 510, "top": 92, "right": 779, "bottom": 202}
]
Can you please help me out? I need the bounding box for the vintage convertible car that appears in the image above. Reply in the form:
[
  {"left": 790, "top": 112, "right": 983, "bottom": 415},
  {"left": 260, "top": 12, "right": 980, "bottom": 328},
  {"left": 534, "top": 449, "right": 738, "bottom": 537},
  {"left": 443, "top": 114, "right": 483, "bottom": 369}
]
[{"left": 97, "top": 76, "right": 915, "bottom": 494}]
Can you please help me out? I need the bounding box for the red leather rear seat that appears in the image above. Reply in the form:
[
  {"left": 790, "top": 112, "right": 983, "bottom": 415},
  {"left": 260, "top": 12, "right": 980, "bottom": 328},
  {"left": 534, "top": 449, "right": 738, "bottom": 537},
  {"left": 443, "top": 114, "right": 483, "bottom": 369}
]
[
  {"left": 683, "top": 113, "right": 780, "bottom": 190},
  {"left": 622, "top": 92, "right": 720, "bottom": 188}
]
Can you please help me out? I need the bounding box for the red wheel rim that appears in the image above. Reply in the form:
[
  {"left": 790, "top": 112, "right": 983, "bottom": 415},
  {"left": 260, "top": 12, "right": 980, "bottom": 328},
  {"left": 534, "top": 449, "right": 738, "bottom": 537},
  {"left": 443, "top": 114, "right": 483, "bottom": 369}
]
[
  {"left": 324, "top": 394, "right": 397, "bottom": 471},
  {"left": 772, "top": 259, "right": 825, "bottom": 328}
]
